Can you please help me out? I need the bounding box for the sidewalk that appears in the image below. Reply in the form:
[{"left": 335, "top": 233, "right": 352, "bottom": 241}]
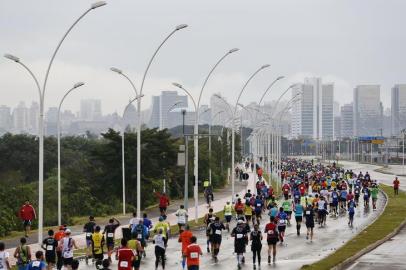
[{"left": 4, "top": 170, "right": 255, "bottom": 266}]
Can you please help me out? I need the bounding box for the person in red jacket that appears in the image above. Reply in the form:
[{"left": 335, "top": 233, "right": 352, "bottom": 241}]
[
  {"left": 393, "top": 177, "right": 400, "bottom": 195},
  {"left": 155, "top": 192, "right": 170, "bottom": 216},
  {"left": 19, "top": 200, "right": 36, "bottom": 237}
]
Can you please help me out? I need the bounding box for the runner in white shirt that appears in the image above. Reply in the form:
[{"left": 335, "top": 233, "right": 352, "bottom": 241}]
[
  {"left": 175, "top": 205, "right": 188, "bottom": 232},
  {"left": 153, "top": 229, "right": 166, "bottom": 269},
  {"left": 128, "top": 212, "right": 138, "bottom": 231},
  {"left": 0, "top": 242, "right": 10, "bottom": 270}
]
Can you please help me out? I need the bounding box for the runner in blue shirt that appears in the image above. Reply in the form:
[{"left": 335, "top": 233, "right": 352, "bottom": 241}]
[{"left": 294, "top": 203, "right": 304, "bottom": 235}]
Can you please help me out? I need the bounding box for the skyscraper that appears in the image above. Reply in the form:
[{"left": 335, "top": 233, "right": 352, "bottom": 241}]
[
  {"left": 46, "top": 107, "right": 58, "bottom": 136},
  {"left": 28, "top": 102, "right": 39, "bottom": 135},
  {"left": 340, "top": 103, "right": 354, "bottom": 138},
  {"left": 159, "top": 91, "right": 188, "bottom": 129},
  {"left": 353, "top": 85, "right": 382, "bottom": 136},
  {"left": 12, "top": 101, "right": 28, "bottom": 134},
  {"left": 80, "top": 99, "right": 102, "bottom": 121},
  {"left": 391, "top": 84, "right": 406, "bottom": 135},
  {"left": 0, "top": 105, "right": 12, "bottom": 133},
  {"left": 149, "top": 96, "right": 160, "bottom": 128},
  {"left": 291, "top": 78, "right": 334, "bottom": 139}
]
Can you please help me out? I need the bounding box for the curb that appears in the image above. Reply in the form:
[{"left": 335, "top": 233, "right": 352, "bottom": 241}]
[
  {"left": 331, "top": 188, "right": 406, "bottom": 270},
  {"left": 374, "top": 167, "right": 406, "bottom": 177}
]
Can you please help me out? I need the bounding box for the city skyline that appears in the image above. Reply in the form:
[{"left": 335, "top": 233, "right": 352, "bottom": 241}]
[{"left": 1, "top": 1, "right": 406, "bottom": 115}]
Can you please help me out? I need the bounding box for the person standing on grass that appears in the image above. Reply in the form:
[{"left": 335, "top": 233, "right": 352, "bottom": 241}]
[
  {"left": 19, "top": 200, "right": 36, "bottom": 238},
  {"left": 393, "top": 177, "right": 400, "bottom": 195}
]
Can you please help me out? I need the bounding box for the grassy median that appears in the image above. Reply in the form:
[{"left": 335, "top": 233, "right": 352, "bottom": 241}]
[{"left": 301, "top": 184, "right": 406, "bottom": 270}]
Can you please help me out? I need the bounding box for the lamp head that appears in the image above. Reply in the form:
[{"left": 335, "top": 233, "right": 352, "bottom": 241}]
[
  {"left": 261, "top": 64, "right": 270, "bottom": 69},
  {"left": 73, "top": 82, "right": 85, "bottom": 88},
  {"left": 276, "top": 76, "right": 285, "bottom": 80},
  {"left": 110, "top": 67, "right": 122, "bottom": 74},
  {"left": 237, "top": 103, "right": 244, "bottom": 108},
  {"left": 229, "top": 48, "right": 239, "bottom": 54},
  {"left": 4, "top": 54, "right": 20, "bottom": 62},
  {"left": 172, "top": 82, "right": 183, "bottom": 88},
  {"left": 176, "top": 24, "right": 188, "bottom": 30},
  {"left": 91, "top": 1, "right": 107, "bottom": 9}
]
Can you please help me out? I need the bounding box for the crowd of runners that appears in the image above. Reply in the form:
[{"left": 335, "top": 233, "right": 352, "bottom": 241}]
[{"left": 2, "top": 158, "right": 401, "bottom": 270}]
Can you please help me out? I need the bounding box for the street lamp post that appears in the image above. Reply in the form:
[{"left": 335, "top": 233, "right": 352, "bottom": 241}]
[
  {"left": 136, "top": 24, "right": 188, "bottom": 218},
  {"left": 4, "top": 1, "right": 106, "bottom": 243},
  {"left": 57, "top": 82, "right": 85, "bottom": 225},
  {"left": 215, "top": 64, "right": 270, "bottom": 202}
]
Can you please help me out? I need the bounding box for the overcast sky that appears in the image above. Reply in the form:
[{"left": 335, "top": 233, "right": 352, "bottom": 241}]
[{"left": 1, "top": 0, "right": 405, "bottom": 114}]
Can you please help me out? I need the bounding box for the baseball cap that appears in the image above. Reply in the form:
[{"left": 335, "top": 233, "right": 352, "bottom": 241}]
[{"left": 65, "top": 229, "right": 71, "bottom": 234}]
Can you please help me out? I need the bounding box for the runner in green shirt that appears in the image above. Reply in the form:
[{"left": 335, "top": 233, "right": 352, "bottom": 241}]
[{"left": 370, "top": 185, "right": 379, "bottom": 211}]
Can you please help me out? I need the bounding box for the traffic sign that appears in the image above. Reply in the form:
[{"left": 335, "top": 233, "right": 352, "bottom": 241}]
[{"left": 242, "top": 173, "right": 249, "bottom": 180}]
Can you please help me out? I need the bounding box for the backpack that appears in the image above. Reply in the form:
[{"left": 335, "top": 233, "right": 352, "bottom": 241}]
[{"left": 18, "top": 245, "right": 29, "bottom": 265}]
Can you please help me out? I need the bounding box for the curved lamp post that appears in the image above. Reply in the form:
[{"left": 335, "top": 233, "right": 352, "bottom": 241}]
[
  {"left": 57, "top": 82, "right": 85, "bottom": 225},
  {"left": 4, "top": 1, "right": 106, "bottom": 242}
]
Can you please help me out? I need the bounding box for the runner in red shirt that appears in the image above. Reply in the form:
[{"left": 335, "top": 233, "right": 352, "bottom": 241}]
[
  {"left": 116, "top": 239, "right": 134, "bottom": 270},
  {"left": 346, "top": 190, "right": 354, "bottom": 202},
  {"left": 178, "top": 225, "right": 193, "bottom": 269},
  {"left": 155, "top": 192, "right": 170, "bottom": 216},
  {"left": 393, "top": 177, "right": 400, "bottom": 195},
  {"left": 282, "top": 183, "right": 290, "bottom": 200},
  {"left": 298, "top": 183, "right": 306, "bottom": 196},
  {"left": 184, "top": 236, "right": 202, "bottom": 270},
  {"left": 264, "top": 216, "right": 278, "bottom": 264},
  {"left": 19, "top": 200, "right": 36, "bottom": 237}
]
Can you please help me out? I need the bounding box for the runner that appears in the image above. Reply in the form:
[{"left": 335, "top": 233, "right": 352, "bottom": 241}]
[
  {"left": 231, "top": 220, "right": 249, "bottom": 269},
  {"left": 127, "top": 234, "right": 143, "bottom": 270},
  {"left": 153, "top": 217, "right": 170, "bottom": 247},
  {"left": 250, "top": 224, "right": 263, "bottom": 269},
  {"left": 19, "top": 200, "right": 36, "bottom": 238},
  {"left": 294, "top": 200, "right": 304, "bottom": 235},
  {"left": 393, "top": 177, "right": 400, "bottom": 195},
  {"left": 59, "top": 229, "right": 78, "bottom": 270},
  {"left": 281, "top": 196, "right": 293, "bottom": 226},
  {"left": 0, "top": 242, "right": 11, "bottom": 270},
  {"left": 153, "top": 229, "right": 166, "bottom": 270},
  {"left": 91, "top": 226, "right": 105, "bottom": 269},
  {"left": 234, "top": 198, "right": 245, "bottom": 219},
  {"left": 115, "top": 239, "right": 134, "bottom": 270},
  {"left": 54, "top": 226, "right": 66, "bottom": 270},
  {"left": 14, "top": 237, "right": 31, "bottom": 270},
  {"left": 142, "top": 213, "right": 153, "bottom": 240},
  {"left": 27, "top": 251, "right": 46, "bottom": 270},
  {"left": 276, "top": 207, "right": 287, "bottom": 243},
  {"left": 41, "top": 230, "right": 58, "bottom": 270},
  {"left": 331, "top": 189, "right": 339, "bottom": 217},
  {"left": 223, "top": 201, "right": 233, "bottom": 232},
  {"left": 83, "top": 216, "right": 96, "bottom": 264},
  {"left": 362, "top": 186, "right": 370, "bottom": 208},
  {"left": 183, "top": 236, "right": 202, "bottom": 270},
  {"left": 178, "top": 225, "right": 193, "bottom": 270},
  {"left": 103, "top": 218, "right": 120, "bottom": 262},
  {"left": 243, "top": 200, "right": 253, "bottom": 226},
  {"left": 155, "top": 192, "right": 170, "bottom": 217},
  {"left": 129, "top": 212, "right": 138, "bottom": 232},
  {"left": 175, "top": 205, "right": 188, "bottom": 232},
  {"left": 370, "top": 184, "right": 379, "bottom": 211},
  {"left": 317, "top": 196, "right": 327, "bottom": 227},
  {"left": 253, "top": 196, "right": 263, "bottom": 225},
  {"left": 348, "top": 199, "right": 356, "bottom": 228},
  {"left": 208, "top": 217, "right": 226, "bottom": 263},
  {"left": 131, "top": 220, "right": 148, "bottom": 258},
  {"left": 264, "top": 216, "right": 278, "bottom": 264},
  {"left": 304, "top": 204, "right": 315, "bottom": 242},
  {"left": 204, "top": 185, "right": 214, "bottom": 208},
  {"left": 204, "top": 209, "right": 216, "bottom": 253}
]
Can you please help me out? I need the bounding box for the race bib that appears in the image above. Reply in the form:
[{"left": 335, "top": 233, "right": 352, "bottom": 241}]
[
  {"left": 86, "top": 233, "right": 92, "bottom": 237},
  {"left": 267, "top": 230, "right": 274, "bottom": 235},
  {"left": 295, "top": 195, "right": 299, "bottom": 198},
  {"left": 107, "top": 233, "right": 114, "bottom": 238},
  {"left": 178, "top": 216, "right": 186, "bottom": 224},
  {"left": 215, "top": 230, "right": 222, "bottom": 235},
  {"left": 119, "top": 261, "right": 128, "bottom": 268},
  {"left": 236, "top": 234, "right": 243, "bottom": 239},
  {"left": 32, "top": 261, "right": 40, "bottom": 267},
  {"left": 284, "top": 189, "right": 288, "bottom": 192},
  {"left": 257, "top": 204, "right": 261, "bottom": 207},
  {"left": 190, "top": 252, "right": 199, "bottom": 259},
  {"left": 279, "top": 220, "right": 285, "bottom": 224},
  {"left": 306, "top": 211, "right": 311, "bottom": 215},
  {"left": 46, "top": 245, "right": 53, "bottom": 251},
  {"left": 137, "top": 234, "right": 142, "bottom": 239}
]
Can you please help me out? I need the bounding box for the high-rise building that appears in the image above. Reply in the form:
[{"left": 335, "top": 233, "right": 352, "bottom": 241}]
[
  {"left": 149, "top": 96, "right": 160, "bottom": 128},
  {"left": 353, "top": 85, "right": 382, "bottom": 136},
  {"left": 391, "top": 84, "right": 406, "bottom": 135},
  {"left": 122, "top": 102, "right": 137, "bottom": 131},
  {"left": 199, "top": 105, "right": 211, "bottom": 125},
  {"left": 210, "top": 94, "right": 230, "bottom": 126},
  {"left": 46, "top": 107, "right": 58, "bottom": 136},
  {"left": 340, "top": 103, "right": 353, "bottom": 138},
  {"left": 12, "top": 102, "right": 28, "bottom": 134},
  {"left": 160, "top": 91, "right": 188, "bottom": 129},
  {"left": 0, "top": 105, "right": 12, "bottom": 132},
  {"left": 291, "top": 78, "right": 334, "bottom": 139},
  {"left": 28, "top": 102, "right": 39, "bottom": 135},
  {"left": 80, "top": 99, "right": 102, "bottom": 121}
]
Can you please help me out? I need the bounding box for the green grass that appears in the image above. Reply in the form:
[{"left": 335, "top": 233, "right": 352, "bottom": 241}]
[{"left": 301, "top": 184, "right": 406, "bottom": 270}]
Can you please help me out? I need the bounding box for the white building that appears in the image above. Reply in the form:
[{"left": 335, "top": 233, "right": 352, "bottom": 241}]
[
  {"left": 0, "top": 105, "right": 12, "bottom": 132},
  {"left": 353, "top": 85, "right": 382, "bottom": 136},
  {"left": 391, "top": 84, "right": 406, "bottom": 135},
  {"left": 80, "top": 99, "right": 102, "bottom": 121},
  {"left": 28, "top": 102, "right": 39, "bottom": 135},
  {"left": 12, "top": 102, "right": 28, "bottom": 134},
  {"left": 340, "top": 103, "right": 353, "bottom": 138},
  {"left": 291, "top": 78, "right": 334, "bottom": 139}
]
